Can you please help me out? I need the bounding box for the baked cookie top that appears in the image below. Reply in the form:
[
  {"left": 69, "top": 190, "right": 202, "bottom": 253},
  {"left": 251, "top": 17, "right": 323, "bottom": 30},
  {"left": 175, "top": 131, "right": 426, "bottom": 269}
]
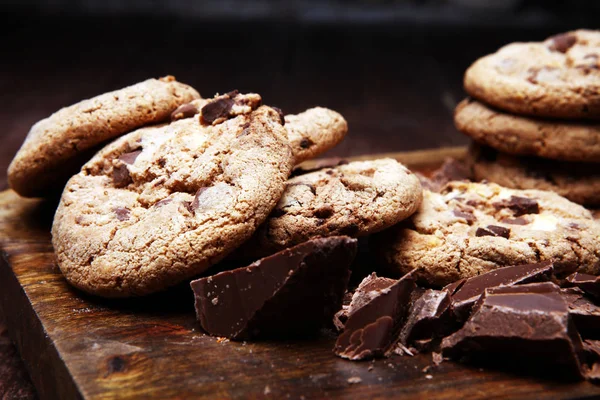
[
  {"left": 236, "top": 158, "right": 423, "bottom": 258},
  {"left": 464, "top": 30, "right": 600, "bottom": 119},
  {"left": 8, "top": 76, "right": 200, "bottom": 197},
  {"left": 468, "top": 144, "right": 600, "bottom": 206},
  {"left": 455, "top": 98, "right": 600, "bottom": 162},
  {"left": 52, "top": 93, "right": 293, "bottom": 297},
  {"left": 374, "top": 181, "right": 600, "bottom": 287}
]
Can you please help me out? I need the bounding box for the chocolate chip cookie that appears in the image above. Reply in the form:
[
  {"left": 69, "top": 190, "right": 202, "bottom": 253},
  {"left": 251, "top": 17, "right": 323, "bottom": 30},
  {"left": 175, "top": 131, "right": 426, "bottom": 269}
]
[
  {"left": 52, "top": 93, "right": 293, "bottom": 297},
  {"left": 235, "top": 158, "right": 423, "bottom": 259},
  {"left": 173, "top": 97, "right": 347, "bottom": 164},
  {"left": 468, "top": 144, "right": 600, "bottom": 206},
  {"left": 455, "top": 98, "right": 600, "bottom": 162},
  {"left": 8, "top": 76, "right": 200, "bottom": 198},
  {"left": 374, "top": 181, "right": 600, "bottom": 287},
  {"left": 464, "top": 30, "right": 600, "bottom": 119}
]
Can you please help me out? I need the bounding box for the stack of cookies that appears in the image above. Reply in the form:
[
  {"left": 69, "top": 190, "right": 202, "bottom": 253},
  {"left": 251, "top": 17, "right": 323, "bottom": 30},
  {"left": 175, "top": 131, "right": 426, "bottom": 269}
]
[
  {"left": 8, "top": 77, "right": 424, "bottom": 298},
  {"left": 454, "top": 30, "right": 600, "bottom": 207}
]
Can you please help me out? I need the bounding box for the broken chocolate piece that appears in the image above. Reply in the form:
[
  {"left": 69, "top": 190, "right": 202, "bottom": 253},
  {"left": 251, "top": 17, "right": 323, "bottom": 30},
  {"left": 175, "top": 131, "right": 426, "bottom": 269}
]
[
  {"left": 191, "top": 236, "right": 357, "bottom": 340},
  {"left": 112, "top": 164, "right": 132, "bottom": 188},
  {"left": 566, "top": 272, "right": 600, "bottom": 299},
  {"left": 442, "top": 282, "right": 585, "bottom": 380},
  {"left": 399, "top": 289, "right": 452, "bottom": 345},
  {"left": 494, "top": 196, "right": 540, "bottom": 217},
  {"left": 475, "top": 225, "right": 510, "bottom": 239},
  {"left": 453, "top": 209, "right": 476, "bottom": 224},
  {"left": 446, "top": 261, "right": 553, "bottom": 322},
  {"left": 118, "top": 150, "right": 142, "bottom": 165},
  {"left": 291, "top": 158, "right": 349, "bottom": 177},
  {"left": 201, "top": 96, "right": 234, "bottom": 125},
  {"left": 582, "top": 340, "right": 600, "bottom": 380},
  {"left": 170, "top": 103, "right": 199, "bottom": 121},
  {"left": 113, "top": 207, "right": 130, "bottom": 221},
  {"left": 561, "top": 288, "right": 600, "bottom": 339},
  {"left": 334, "top": 272, "right": 416, "bottom": 360},
  {"left": 500, "top": 217, "right": 529, "bottom": 225},
  {"left": 548, "top": 33, "right": 577, "bottom": 53}
]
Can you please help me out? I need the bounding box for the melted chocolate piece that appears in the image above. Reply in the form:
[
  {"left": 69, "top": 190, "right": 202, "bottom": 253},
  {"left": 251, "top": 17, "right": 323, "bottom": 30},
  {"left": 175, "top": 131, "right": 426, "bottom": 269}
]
[
  {"left": 118, "top": 150, "right": 142, "bottom": 165},
  {"left": 445, "top": 261, "right": 553, "bottom": 322},
  {"left": 500, "top": 217, "right": 529, "bottom": 225},
  {"left": 299, "top": 138, "right": 313, "bottom": 149},
  {"left": 170, "top": 103, "right": 199, "bottom": 121},
  {"left": 453, "top": 209, "right": 476, "bottom": 224},
  {"left": 114, "top": 207, "right": 130, "bottom": 221},
  {"left": 494, "top": 196, "right": 539, "bottom": 217},
  {"left": 475, "top": 225, "right": 510, "bottom": 239},
  {"left": 191, "top": 236, "right": 357, "bottom": 340},
  {"left": 442, "top": 282, "right": 585, "bottom": 380},
  {"left": 201, "top": 97, "right": 235, "bottom": 125},
  {"left": 561, "top": 288, "right": 600, "bottom": 339},
  {"left": 548, "top": 33, "right": 577, "bottom": 53},
  {"left": 566, "top": 272, "right": 600, "bottom": 299},
  {"left": 112, "top": 164, "right": 132, "bottom": 188},
  {"left": 154, "top": 198, "right": 173, "bottom": 208},
  {"left": 334, "top": 272, "right": 416, "bottom": 360}
]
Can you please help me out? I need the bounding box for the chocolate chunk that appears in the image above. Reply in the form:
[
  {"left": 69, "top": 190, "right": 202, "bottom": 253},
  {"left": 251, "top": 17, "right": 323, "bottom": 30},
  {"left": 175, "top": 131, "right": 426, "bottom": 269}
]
[
  {"left": 315, "top": 205, "right": 334, "bottom": 219},
  {"left": 154, "top": 198, "right": 173, "bottom": 208},
  {"left": 272, "top": 106, "right": 285, "bottom": 125},
  {"left": 446, "top": 261, "right": 554, "bottom": 322},
  {"left": 561, "top": 288, "right": 600, "bottom": 339},
  {"left": 118, "top": 150, "right": 142, "bottom": 165},
  {"left": 201, "top": 97, "right": 235, "bottom": 125},
  {"left": 334, "top": 272, "right": 416, "bottom": 360},
  {"left": 500, "top": 217, "right": 529, "bottom": 225},
  {"left": 548, "top": 33, "right": 577, "bottom": 53},
  {"left": 453, "top": 209, "right": 476, "bottom": 224},
  {"left": 582, "top": 340, "right": 600, "bottom": 380},
  {"left": 475, "top": 225, "right": 510, "bottom": 239},
  {"left": 300, "top": 138, "right": 313, "bottom": 149},
  {"left": 442, "top": 282, "right": 584, "bottom": 380},
  {"left": 399, "top": 289, "right": 452, "bottom": 345},
  {"left": 112, "top": 164, "right": 132, "bottom": 188},
  {"left": 191, "top": 187, "right": 210, "bottom": 211},
  {"left": 291, "top": 158, "right": 349, "bottom": 177},
  {"left": 190, "top": 236, "right": 357, "bottom": 340},
  {"left": 494, "top": 196, "right": 539, "bottom": 217},
  {"left": 566, "top": 272, "right": 600, "bottom": 299},
  {"left": 170, "top": 103, "right": 199, "bottom": 121},
  {"left": 114, "top": 207, "right": 130, "bottom": 221}
]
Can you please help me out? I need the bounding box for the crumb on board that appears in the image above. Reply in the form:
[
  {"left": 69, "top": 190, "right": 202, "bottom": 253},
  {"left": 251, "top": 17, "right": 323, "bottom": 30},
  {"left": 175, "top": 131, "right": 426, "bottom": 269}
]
[
  {"left": 216, "top": 337, "right": 229, "bottom": 344},
  {"left": 347, "top": 376, "right": 362, "bottom": 384}
]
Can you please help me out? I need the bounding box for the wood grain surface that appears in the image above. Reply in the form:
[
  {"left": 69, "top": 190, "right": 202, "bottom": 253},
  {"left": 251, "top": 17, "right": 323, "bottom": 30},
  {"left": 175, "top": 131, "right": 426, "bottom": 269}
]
[{"left": 2, "top": 149, "right": 600, "bottom": 400}]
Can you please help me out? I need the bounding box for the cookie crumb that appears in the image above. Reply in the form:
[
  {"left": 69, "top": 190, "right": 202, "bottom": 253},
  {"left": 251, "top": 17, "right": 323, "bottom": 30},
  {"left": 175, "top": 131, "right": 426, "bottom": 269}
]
[
  {"left": 347, "top": 377, "right": 362, "bottom": 384},
  {"left": 425, "top": 374, "right": 433, "bottom": 380},
  {"left": 264, "top": 385, "right": 271, "bottom": 395}
]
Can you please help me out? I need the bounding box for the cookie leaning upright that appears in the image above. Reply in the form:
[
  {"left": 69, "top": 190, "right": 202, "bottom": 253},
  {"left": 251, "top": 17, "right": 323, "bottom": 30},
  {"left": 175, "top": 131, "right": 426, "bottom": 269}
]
[
  {"left": 8, "top": 76, "right": 200, "bottom": 197},
  {"left": 373, "top": 181, "right": 600, "bottom": 287},
  {"left": 52, "top": 92, "right": 294, "bottom": 297},
  {"left": 464, "top": 30, "right": 600, "bottom": 119}
]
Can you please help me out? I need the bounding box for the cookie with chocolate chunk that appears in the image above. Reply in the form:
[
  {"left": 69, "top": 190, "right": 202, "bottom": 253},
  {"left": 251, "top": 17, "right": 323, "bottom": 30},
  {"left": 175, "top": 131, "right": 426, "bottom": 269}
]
[
  {"left": 173, "top": 98, "right": 348, "bottom": 164},
  {"left": 8, "top": 76, "right": 200, "bottom": 198},
  {"left": 52, "top": 92, "right": 293, "bottom": 297},
  {"left": 467, "top": 144, "right": 600, "bottom": 206},
  {"left": 455, "top": 98, "right": 600, "bottom": 162},
  {"left": 234, "top": 158, "right": 422, "bottom": 259},
  {"left": 465, "top": 30, "right": 600, "bottom": 119},
  {"left": 373, "top": 181, "right": 600, "bottom": 286}
]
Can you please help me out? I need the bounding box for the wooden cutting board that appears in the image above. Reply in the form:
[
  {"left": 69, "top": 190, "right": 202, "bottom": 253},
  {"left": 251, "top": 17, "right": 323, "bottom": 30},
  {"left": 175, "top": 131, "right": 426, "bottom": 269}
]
[{"left": 2, "top": 147, "right": 600, "bottom": 400}]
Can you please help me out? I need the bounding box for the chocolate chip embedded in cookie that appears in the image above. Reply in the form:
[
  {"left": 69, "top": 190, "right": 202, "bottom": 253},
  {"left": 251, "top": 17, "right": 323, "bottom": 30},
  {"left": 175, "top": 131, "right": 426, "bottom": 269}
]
[
  {"left": 234, "top": 158, "right": 422, "bottom": 259},
  {"left": 51, "top": 98, "right": 293, "bottom": 297},
  {"left": 467, "top": 143, "right": 600, "bottom": 206},
  {"left": 455, "top": 99, "right": 600, "bottom": 162},
  {"left": 8, "top": 76, "right": 200, "bottom": 198},
  {"left": 373, "top": 181, "right": 600, "bottom": 287},
  {"left": 464, "top": 30, "right": 600, "bottom": 119}
]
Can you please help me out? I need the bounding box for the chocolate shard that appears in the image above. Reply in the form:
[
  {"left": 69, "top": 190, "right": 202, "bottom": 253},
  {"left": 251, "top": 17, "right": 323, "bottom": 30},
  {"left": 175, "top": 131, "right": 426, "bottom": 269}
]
[
  {"left": 561, "top": 288, "right": 600, "bottom": 339},
  {"left": 332, "top": 273, "right": 397, "bottom": 332},
  {"left": 118, "top": 150, "right": 142, "bottom": 165},
  {"left": 190, "top": 236, "right": 357, "bottom": 340},
  {"left": 582, "top": 340, "right": 600, "bottom": 380},
  {"left": 112, "top": 164, "right": 132, "bottom": 188},
  {"left": 453, "top": 209, "right": 477, "bottom": 224},
  {"left": 170, "top": 103, "right": 199, "bottom": 121},
  {"left": 442, "top": 282, "right": 585, "bottom": 380},
  {"left": 548, "top": 33, "right": 577, "bottom": 53},
  {"left": 334, "top": 271, "right": 416, "bottom": 361},
  {"left": 445, "top": 261, "right": 554, "bottom": 322},
  {"left": 494, "top": 196, "right": 540, "bottom": 217},
  {"left": 566, "top": 272, "right": 600, "bottom": 299},
  {"left": 398, "top": 289, "right": 452, "bottom": 346},
  {"left": 475, "top": 225, "right": 510, "bottom": 239},
  {"left": 201, "top": 96, "right": 234, "bottom": 125}
]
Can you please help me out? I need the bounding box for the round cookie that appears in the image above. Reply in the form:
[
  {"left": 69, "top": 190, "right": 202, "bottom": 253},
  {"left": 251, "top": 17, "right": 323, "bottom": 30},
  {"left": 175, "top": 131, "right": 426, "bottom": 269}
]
[
  {"left": 467, "top": 144, "right": 600, "bottom": 206},
  {"left": 374, "top": 181, "right": 600, "bottom": 287},
  {"left": 236, "top": 158, "right": 423, "bottom": 259},
  {"left": 173, "top": 99, "right": 348, "bottom": 165},
  {"left": 8, "top": 76, "right": 200, "bottom": 198},
  {"left": 464, "top": 30, "right": 600, "bottom": 119},
  {"left": 455, "top": 98, "right": 600, "bottom": 162},
  {"left": 52, "top": 93, "right": 293, "bottom": 297}
]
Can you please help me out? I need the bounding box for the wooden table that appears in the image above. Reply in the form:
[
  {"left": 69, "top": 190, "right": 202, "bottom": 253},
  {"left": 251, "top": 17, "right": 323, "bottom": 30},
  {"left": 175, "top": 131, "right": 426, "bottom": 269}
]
[{"left": 0, "top": 13, "right": 593, "bottom": 399}]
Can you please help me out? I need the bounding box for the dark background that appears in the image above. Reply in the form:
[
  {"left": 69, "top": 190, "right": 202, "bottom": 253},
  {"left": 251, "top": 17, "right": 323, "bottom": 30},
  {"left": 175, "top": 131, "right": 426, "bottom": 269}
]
[{"left": 0, "top": 1, "right": 598, "bottom": 398}]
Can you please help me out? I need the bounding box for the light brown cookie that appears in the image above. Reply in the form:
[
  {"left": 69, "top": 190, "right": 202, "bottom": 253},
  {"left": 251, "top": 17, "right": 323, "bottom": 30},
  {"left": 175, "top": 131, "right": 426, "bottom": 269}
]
[
  {"left": 52, "top": 93, "right": 293, "bottom": 297},
  {"left": 173, "top": 99, "right": 347, "bottom": 165},
  {"left": 455, "top": 98, "right": 600, "bottom": 162},
  {"left": 8, "top": 76, "right": 200, "bottom": 198},
  {"left": 235, "top": 158, "right": 423, "bottom": 259},
  {"left": 467, "top": 144, "right": 600, "bottom": 206},
  {"left": 464, "top": 30, "right": 600, "bottom": 119},
  {"left": 373, "top": 181, "right": 600, "bottom": 287}
]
